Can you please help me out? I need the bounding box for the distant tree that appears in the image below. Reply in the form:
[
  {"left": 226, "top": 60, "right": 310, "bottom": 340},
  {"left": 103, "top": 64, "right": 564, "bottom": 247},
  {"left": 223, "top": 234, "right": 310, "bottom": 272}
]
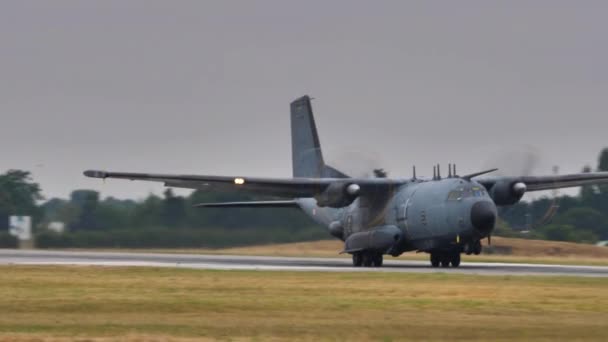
[
  {"left": 161, "top": 189, "right": 186, "bottom": 228},
  {"left": 68, "top": 190, "right": 100, "bottom": 230},
  {"left": 95, "top": 197, "right": 136, "bottom": 230},
  {"left": 526, "top": 197, "right": 558, "bottom": 227},
  {"left": 553, "top": 207, "right": 608, "bottom": 240},
  {"left": 498, "top": 202, "right": 530, "bottom": 230},
  {"left": 555, "top": 195, "right": 581, "bottom": 214},
  {"left": 533, "top": 224, "right": 597, "bottom": 243},
  {"left": 41, "top": 198, "right": 69, "bottom": 223},
  {"left": 492, "top": 218, "right": 519, "bottom": 238},
  {"left": 0, "top": 170, "right": 43, "bottom": 230},
  {"left": 131, "top": 194, "right": 163, "bottom": 228}
]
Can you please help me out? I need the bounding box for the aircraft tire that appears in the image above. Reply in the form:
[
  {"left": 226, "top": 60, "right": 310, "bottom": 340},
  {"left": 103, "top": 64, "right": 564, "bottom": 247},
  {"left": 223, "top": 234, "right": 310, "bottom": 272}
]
[
  {"left": 473, "top": 241, "right": 482, "bottom": 255},
  {"left": 440, "top": 254, "right": 450, "bottom": 268},
  {"left": 352, "top": 253, "right": 363, "bottom": 267},
  {"left": 430, "top": 253, "right": 440, "bottom": 267},
  {"left": 450, "top": 253, "right": 461, "bottom": 268},
  {"left": 373, "top": 254, "right": 383, "bottom": 267},
  {"left": 464, "top": 243, "right": 473, "bottom": 255},
  {"left": 362, "top": 253, "right": 373, "bottom": 267}
]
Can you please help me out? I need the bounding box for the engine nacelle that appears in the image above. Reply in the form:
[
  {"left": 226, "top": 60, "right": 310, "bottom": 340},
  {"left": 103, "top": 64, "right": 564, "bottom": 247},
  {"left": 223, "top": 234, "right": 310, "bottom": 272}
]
[
  {"left": 328, "top": 221, "right": 344, "bottom": 240},
  {"left": 489, "top": 181, "right": 527, "bottom": 205},
  {"left": 315, "top": 183, "right": 360, "bottom": 208}
]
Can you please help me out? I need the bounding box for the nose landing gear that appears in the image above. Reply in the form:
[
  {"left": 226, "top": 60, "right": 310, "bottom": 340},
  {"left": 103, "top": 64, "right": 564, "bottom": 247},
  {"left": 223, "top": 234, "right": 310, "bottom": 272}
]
[
  {"left": 463, "top": 240, "right": 482, "bottom": 255},
  {"left": 430, "top": 251, "right": 461, "bottom": 268}
]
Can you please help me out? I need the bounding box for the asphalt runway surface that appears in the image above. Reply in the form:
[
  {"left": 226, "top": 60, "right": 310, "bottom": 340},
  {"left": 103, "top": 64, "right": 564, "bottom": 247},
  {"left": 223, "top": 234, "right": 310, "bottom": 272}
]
[{"left": 0, "top": 249, "right": 607, "bottom": 277}]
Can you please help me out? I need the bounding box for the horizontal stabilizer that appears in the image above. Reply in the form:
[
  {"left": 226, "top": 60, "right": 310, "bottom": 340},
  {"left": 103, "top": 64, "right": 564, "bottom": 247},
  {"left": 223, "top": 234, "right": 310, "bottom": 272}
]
[{"left": 193, "top": 200, "right": 299, "bottom": 208}]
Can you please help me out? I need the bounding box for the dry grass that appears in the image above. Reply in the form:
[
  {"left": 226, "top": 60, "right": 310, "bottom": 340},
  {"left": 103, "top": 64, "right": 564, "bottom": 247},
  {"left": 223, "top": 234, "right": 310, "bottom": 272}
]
[
  {"left": 0, "top": 266, "right": 607, "bottom": 341},
  {"left": 490, "top": 236, "right": 608, "bottom": 257},
  {"left": 217, "top": 236, "right": 608, "bottom": 258},
  {"left": 217, "top": 239, "right": 344, "bottom": 257},
  {"left": 86, "top": 237, "right": 608, "bottom": 266}
]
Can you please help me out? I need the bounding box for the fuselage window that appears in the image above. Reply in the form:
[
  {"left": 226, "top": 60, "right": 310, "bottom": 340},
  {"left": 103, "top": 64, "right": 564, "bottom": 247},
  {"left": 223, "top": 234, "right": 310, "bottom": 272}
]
[{"left": 447, "top": 191, "right": 461, "bottom": 201}]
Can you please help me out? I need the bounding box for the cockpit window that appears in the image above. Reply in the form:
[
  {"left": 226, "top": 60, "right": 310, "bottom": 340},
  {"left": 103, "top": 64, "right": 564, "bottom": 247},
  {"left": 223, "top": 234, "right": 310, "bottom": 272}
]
[
  {"left": 447, "top": 187, "right": 487, "bottom": 200},
  {"left": 472, "top": 187, "right": 486, "bottom": 197}
]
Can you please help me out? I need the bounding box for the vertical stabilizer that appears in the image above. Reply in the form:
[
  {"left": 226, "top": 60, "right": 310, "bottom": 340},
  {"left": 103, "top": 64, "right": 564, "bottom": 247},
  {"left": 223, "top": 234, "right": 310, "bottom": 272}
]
[
  {"left": 290, "top": 96, "right": 349, "bottom": 178},
  {"left": 291, "top": 96, "right": 325, "bottom": 177}
]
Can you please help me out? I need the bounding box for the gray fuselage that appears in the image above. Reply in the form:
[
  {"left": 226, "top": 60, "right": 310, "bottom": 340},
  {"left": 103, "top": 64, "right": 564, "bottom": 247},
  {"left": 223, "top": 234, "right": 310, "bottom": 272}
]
[{"left": 296, "top": 177, "right": 497, "bottom": 255}]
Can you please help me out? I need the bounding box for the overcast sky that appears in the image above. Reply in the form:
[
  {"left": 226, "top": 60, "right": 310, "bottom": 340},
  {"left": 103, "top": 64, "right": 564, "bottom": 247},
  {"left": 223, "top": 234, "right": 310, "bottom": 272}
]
[{"left": 1, "top": 1, "right": 606, "bottom": 200}]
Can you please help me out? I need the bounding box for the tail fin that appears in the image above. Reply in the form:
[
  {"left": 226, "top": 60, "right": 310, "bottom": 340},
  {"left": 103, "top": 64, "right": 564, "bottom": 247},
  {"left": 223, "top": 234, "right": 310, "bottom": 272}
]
[{"left": 290, "top": 96, "right": 348, "bottom": 178}]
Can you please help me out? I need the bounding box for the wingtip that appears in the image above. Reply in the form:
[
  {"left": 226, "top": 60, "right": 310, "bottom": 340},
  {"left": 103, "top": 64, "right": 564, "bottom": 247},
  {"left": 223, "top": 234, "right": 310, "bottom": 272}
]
[{"left": 84, "top": 170, "right": 107, "bottom": 178}]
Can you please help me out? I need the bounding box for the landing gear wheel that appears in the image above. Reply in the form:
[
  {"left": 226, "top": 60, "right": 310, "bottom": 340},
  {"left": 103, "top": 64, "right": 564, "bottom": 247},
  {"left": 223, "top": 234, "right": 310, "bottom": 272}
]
[
  {"left": 473, "top": 240, "right": 482, "bottom": 255},
  {"left": 373, "top": 254, "right": 383, "bottom": 267},
  {"left": 362, "top": 253, "right": 373, "bottom": 267},
  {"left": 450, "top": 253, "right": 461, "bottom": 268},
  {"left": 430, "top": 253, "right": 440, "bottom": 267},
  {"left": 352, "top": 252, "right": 363, "bottom": 267},
  {"left": 464, "top": 243, "right": 473, "bottom": 255},
  {"left": 440, "top": 258, "right": 450, "bottom": 268}
]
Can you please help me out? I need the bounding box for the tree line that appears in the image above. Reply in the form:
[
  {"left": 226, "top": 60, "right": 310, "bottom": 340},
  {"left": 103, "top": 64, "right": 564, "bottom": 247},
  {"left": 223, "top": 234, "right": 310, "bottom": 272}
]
[
  {"left": 1, "top": 148, "right": 608, "bottom": 248},
  {"left": 0, "top": 175, "right": 325, "bottom": 248}
]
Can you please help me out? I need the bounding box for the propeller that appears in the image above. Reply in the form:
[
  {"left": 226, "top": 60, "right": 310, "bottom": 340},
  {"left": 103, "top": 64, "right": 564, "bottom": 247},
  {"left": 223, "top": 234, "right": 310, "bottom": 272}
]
[
  {"left": 482, "top": 145, "right": 541, "bottom": 177},
  {"left": 325, "top": 147, "right": 388, "bottom": 179}
]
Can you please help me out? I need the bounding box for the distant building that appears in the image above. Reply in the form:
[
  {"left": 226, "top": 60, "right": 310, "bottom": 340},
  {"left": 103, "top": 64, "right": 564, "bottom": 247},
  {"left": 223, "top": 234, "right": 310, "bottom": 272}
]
[
  {"left": 9, "top": 216, "right": 32, "bottom": 241},
  {"left": 47, "top": 222, "right": 66, "bottom": 234},
  {"left": 596, "top": 241, "right": 608, "bottom": 247}
]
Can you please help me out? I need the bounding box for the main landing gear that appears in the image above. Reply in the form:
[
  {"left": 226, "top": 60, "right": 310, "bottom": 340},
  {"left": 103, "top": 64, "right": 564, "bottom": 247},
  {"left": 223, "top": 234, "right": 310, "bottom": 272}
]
[
  {"left": 352, "top": 251, "right": 383, "bottom": 267},
  {"left": 430, "top": 251, "right": 461, "bottom": 268}
]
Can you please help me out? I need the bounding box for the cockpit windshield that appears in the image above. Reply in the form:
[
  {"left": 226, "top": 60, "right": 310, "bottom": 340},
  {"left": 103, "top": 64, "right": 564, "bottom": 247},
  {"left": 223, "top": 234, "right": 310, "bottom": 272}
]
[{"left": 447, "top": 186, "right": 487, "bottom": 201}]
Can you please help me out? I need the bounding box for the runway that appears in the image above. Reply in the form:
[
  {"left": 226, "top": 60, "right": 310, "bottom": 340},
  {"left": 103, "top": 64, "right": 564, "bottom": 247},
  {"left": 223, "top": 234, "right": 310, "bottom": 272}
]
[{"left": 0, "top": 249, "right": 607, "bottom": 277}]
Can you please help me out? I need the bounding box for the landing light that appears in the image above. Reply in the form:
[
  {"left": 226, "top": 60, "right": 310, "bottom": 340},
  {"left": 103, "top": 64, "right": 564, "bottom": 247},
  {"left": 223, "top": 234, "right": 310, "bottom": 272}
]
[{"left": 234, "top": 178, "right": 245, "bottom": 185}]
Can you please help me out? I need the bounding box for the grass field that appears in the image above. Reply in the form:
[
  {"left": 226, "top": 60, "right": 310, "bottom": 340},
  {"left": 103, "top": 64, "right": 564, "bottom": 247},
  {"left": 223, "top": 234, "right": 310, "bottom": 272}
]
[{"left": 0, "top": 266, "right": 607, "bottom": 341}]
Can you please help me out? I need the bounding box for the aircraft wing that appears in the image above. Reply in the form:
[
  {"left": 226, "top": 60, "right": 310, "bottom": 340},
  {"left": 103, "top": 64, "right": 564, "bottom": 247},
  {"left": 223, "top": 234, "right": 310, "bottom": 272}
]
[
  {"left": 83, "top": 170, "right": 406, "bottom": 198},
  {"left": 476, "top": 171, "right": 608, "bottom": 191}
]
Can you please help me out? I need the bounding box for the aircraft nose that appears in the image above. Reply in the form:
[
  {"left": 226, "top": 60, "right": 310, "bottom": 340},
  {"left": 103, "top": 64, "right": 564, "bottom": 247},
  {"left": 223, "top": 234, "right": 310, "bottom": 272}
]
[{"left": 470, "top": 201, "right": 496, "bottom": 234}]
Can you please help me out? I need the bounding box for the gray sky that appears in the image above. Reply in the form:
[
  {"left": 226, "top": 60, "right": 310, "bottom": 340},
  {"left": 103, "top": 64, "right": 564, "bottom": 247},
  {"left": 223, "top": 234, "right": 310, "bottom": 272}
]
[{"left": 1, "top": 1, "right": 606, "bottom": 200}]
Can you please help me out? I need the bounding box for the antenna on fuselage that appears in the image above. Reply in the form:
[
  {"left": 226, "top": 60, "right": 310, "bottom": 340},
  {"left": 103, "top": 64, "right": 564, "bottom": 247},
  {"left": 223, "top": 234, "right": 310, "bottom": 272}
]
[
  {"left": 453, "top": 164, "right": 457, "bottom": 177},
  {"left": 448, "top": 163, "right": 452, "bottom": 178},
  {"left": 433, "top": 166, "right": 436, "bottom": 180},
  {"left": 437, "top": 164, "right": 441, "bottom": 180},
  {"left": 412, "top": 166, "right": 417, "bottom": 180}
]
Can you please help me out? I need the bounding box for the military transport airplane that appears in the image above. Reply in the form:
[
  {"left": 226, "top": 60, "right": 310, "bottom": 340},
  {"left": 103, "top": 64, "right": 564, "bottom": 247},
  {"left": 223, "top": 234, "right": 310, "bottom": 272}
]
[{"left": 84, "top": 96, "right": 608, "bottom": 268}]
